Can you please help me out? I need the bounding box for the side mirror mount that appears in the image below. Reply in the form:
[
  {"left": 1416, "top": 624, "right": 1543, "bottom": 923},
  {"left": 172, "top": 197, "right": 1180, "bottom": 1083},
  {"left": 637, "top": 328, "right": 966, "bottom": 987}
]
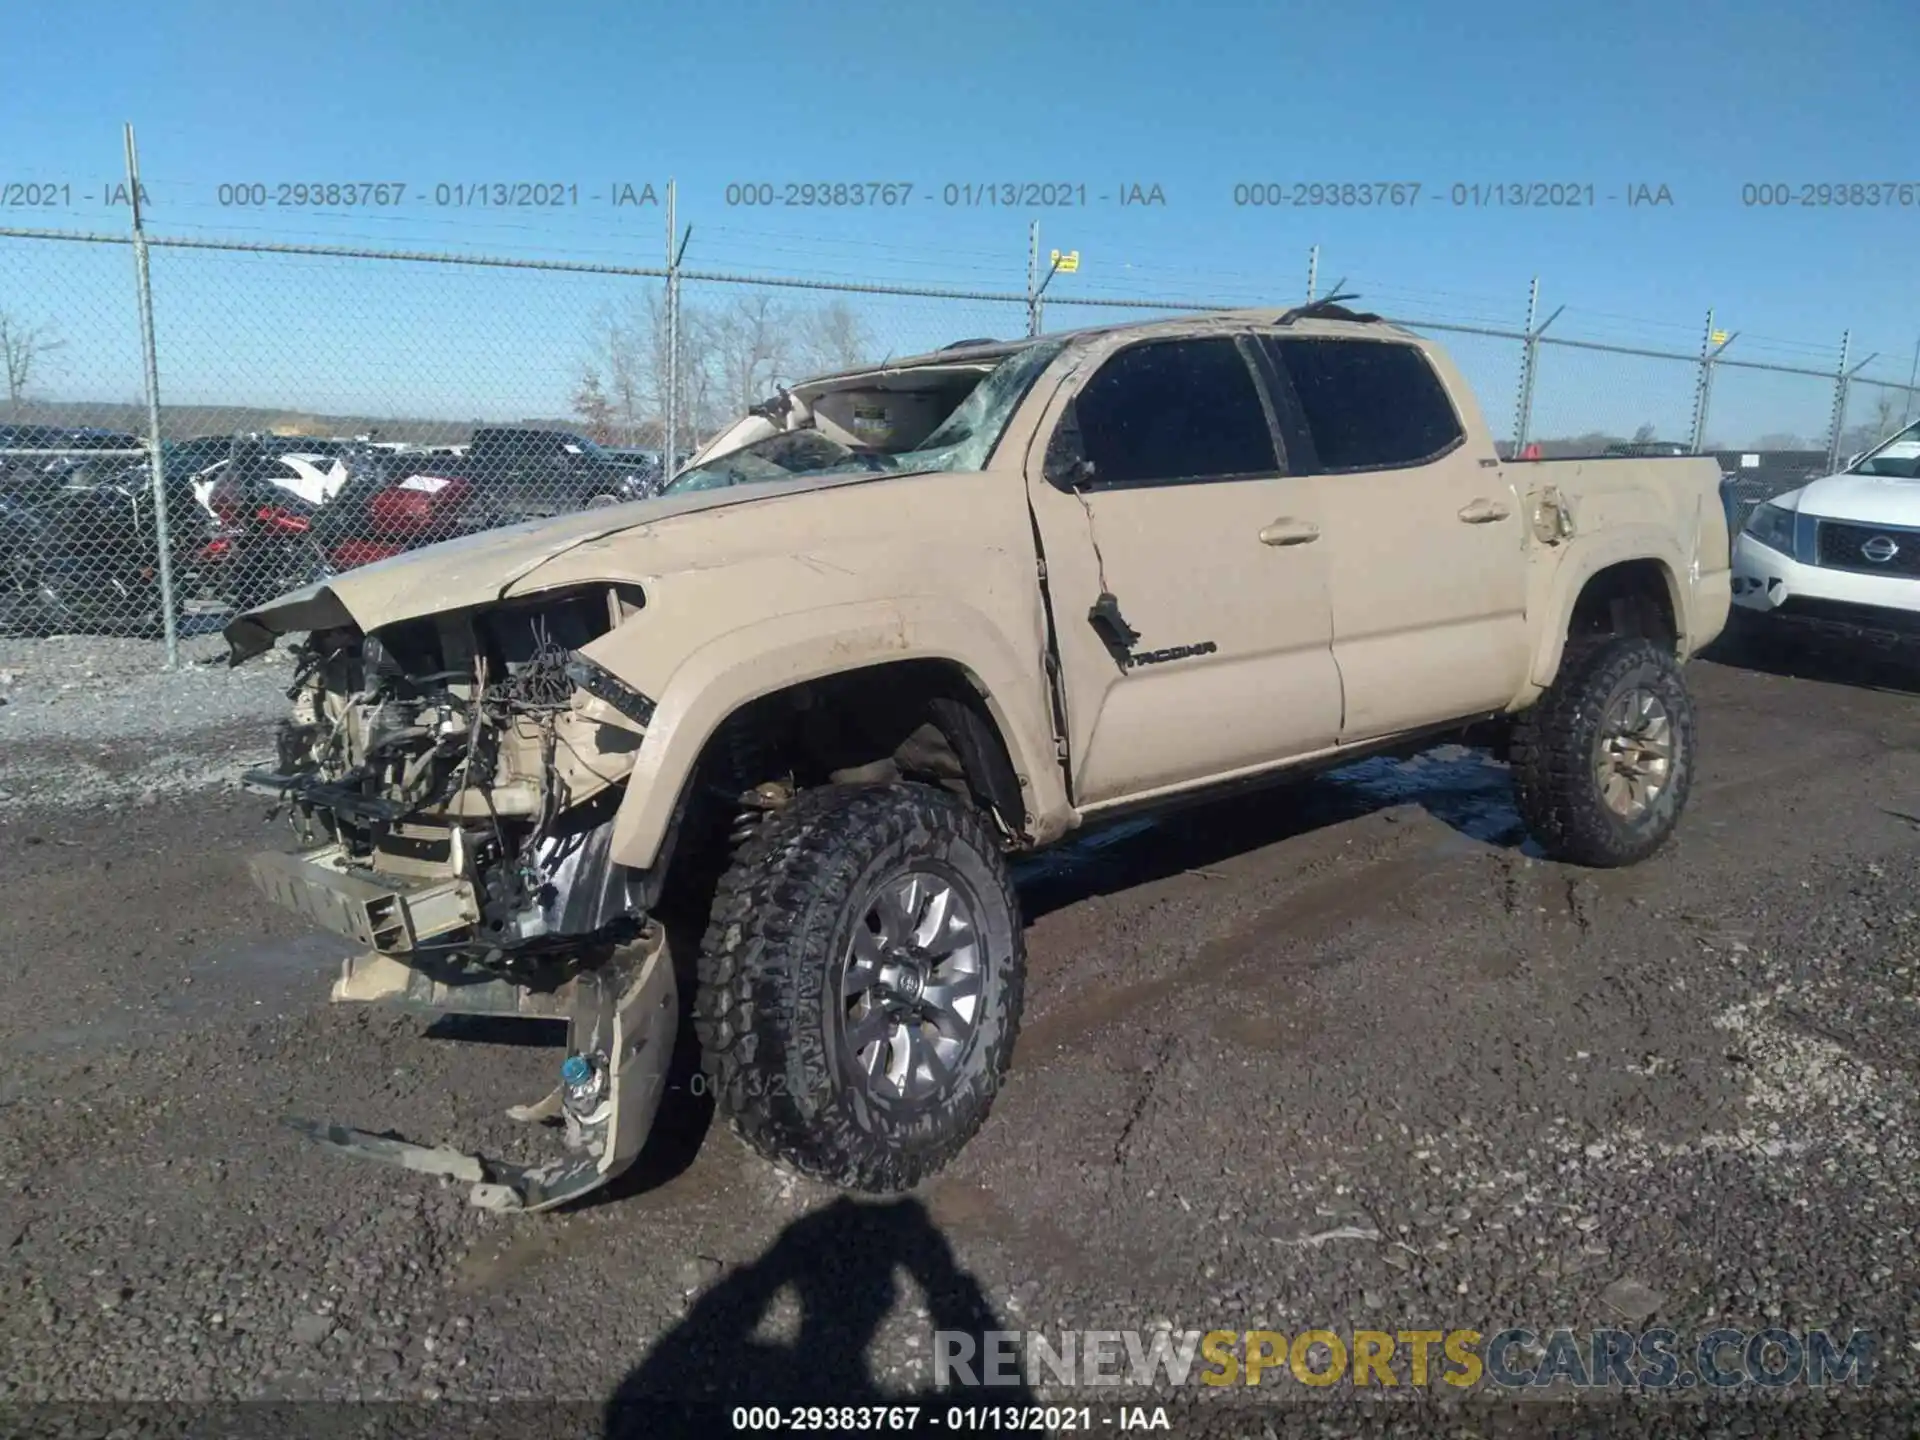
[{"left": 1044, "top": 408, "right": 1095, "bottom": 489}]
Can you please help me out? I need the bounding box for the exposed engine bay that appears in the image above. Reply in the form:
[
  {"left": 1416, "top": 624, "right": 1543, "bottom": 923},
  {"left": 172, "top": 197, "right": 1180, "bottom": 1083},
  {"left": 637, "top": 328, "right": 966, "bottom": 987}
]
[
  {"left": 249, "top": 583, "right": 655, "bottom": 966},
  {"left": 242, "top": 583, "right": 686, "bottom": 1212}
]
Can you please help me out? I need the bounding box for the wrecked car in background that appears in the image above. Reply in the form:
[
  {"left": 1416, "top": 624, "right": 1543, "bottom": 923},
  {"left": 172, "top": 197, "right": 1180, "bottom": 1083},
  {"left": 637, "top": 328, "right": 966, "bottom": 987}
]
[
  {"left": 387, "top": 427, "right": 664, "bottom": 521},
  {"left": 227, "top": 303, "right": 1730, "bottom": 1211}
]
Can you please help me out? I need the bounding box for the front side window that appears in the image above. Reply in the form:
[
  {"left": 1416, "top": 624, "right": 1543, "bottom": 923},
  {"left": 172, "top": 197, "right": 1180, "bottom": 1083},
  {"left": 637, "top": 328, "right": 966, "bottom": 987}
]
[
  {"left": 1263, "top": 337, "right": 1465, "bottom": 472},
  {"left": 1068, "top": 337, "right": 1279, "bottom": 486}
]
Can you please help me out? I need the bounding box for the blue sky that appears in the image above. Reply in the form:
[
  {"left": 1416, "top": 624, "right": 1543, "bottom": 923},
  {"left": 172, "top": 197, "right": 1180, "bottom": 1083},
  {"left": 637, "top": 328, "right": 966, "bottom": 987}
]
[{"left": 2, "top": 0, "right": 1916, "bottom": 443}]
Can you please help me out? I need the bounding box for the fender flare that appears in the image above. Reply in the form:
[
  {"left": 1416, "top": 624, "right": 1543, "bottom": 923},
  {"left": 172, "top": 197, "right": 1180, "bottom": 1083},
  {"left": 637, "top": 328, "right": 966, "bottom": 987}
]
[
  {"left": 1529, "top": 533, "right": 1688, "bottom": 688},
  {"left": 593, "top": 597, "right": 1070, "bottom": 870}
]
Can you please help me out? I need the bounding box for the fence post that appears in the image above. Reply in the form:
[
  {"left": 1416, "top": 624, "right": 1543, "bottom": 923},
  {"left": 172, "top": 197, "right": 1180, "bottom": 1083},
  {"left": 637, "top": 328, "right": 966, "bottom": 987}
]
[
  {"left": 1903, "top": 335, "right": 1920, "bottom": 429},
  {"left": 1026, "top": 221, "right": 1042, "bottom": 337},
  {"left": 1508, "top": 278, "right": 1541, "bottom": 454},
  {"left": 1688, "top": 311, "right": 1738, "bottom": 454},
  {"left": 1511, "top": 277, "right": 1539, "bottom": 453},
  {"left": 1825, "top": 332, "right": 1853, "bottom": 472},
  {"left": 663, "top": 179, "right": 678, "bottom": 474},
  {"left": 123, "top": 123, "right": 178, "bottom": 670},
  {"left": 1687, "top": 310, "right": 1714, "bottom": 454},
  {"left": 1305, "top": 244, "right": 1318, "bottom": 303},
  {"left": 1511, "top": 284, "right": 1565, "bottom": 458}
]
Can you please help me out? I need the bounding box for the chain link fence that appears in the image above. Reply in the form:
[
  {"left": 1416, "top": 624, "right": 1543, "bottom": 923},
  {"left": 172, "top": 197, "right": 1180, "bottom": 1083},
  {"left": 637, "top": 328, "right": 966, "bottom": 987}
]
[
  {"left": 1526, "top": 340, "right": 1701, "bottom": 453},
  {"left": 4, "top": 210, "right": 1917, "bottom": 667},
  {"left": 1842, "top": 364, "right": 1920, "bottom": 464}
]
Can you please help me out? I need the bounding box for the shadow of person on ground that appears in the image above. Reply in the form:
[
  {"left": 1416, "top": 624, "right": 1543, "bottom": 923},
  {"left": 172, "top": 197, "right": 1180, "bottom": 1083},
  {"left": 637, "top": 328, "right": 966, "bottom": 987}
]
[{"left": 604, "top": 1195, "right": 1033, "bottom": 1437}]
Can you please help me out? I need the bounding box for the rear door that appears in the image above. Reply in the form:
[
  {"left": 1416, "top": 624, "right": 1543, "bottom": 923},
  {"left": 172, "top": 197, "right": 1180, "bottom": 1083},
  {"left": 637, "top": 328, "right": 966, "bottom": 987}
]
[
  {"left": 1254, "top": 334, "right": 1529, "bottom": 741},
  {"left": 1024, "top": 332, "right": 1344, "bottom": 806}
]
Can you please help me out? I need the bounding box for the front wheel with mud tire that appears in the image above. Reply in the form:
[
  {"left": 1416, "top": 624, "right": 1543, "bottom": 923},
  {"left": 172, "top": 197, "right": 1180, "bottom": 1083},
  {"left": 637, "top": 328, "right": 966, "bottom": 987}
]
[
  {"left": 1511, "top": 636, "right": 1696, "bottom": 868},
  {"left": 694, "top": 782, "right": 1026, "bottom": 1192}
]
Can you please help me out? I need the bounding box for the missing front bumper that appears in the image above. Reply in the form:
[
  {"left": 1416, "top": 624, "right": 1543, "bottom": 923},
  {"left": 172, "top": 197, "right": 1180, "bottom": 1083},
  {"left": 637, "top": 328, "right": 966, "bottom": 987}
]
[{"left": 286, "top": 922, "right": 680, "bottom": 1213}]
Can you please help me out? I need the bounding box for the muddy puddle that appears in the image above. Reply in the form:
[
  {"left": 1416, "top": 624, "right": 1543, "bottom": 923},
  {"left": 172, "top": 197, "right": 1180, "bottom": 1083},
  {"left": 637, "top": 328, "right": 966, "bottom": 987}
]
[{"left": 1015, "top": 743, "right": 1527, "bottom": 912}]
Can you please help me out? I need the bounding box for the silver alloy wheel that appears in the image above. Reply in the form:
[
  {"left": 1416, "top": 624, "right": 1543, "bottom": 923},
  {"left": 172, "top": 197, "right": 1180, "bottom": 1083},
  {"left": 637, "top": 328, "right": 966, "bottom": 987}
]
[
  {"left": 840, "top": 869, "right": 985, "bottom": 1102},
  {"left": 1594, "top": 686, "right": 1674, "bottom": 820}
]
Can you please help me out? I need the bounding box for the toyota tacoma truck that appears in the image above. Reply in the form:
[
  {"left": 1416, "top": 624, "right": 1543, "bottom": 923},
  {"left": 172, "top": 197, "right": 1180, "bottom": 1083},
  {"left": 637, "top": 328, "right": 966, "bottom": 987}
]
[{"left": 226, "top": 302, "right": 1732, "bottom": 1210}]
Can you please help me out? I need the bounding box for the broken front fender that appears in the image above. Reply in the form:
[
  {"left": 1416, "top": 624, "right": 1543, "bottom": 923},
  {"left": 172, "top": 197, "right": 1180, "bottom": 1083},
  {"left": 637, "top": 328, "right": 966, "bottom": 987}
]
[{"left": 581, "top": 594, "right": 1076, "bottom": 870}]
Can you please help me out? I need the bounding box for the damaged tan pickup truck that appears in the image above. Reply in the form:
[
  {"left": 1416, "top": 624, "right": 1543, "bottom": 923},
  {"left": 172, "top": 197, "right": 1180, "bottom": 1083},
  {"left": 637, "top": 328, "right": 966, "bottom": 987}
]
[{"left": 228, "top": 301, "right": 1731, "bottom": 1210}]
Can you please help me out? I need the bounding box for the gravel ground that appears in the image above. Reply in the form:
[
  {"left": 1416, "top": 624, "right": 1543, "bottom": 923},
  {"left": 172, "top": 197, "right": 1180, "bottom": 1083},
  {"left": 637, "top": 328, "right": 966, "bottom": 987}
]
[
  {"left": 2, "top": 634, "right": 1918, "bottom": 1436},
  {"left": 0, "top": 633, "right": 293, "bottom": 811}
]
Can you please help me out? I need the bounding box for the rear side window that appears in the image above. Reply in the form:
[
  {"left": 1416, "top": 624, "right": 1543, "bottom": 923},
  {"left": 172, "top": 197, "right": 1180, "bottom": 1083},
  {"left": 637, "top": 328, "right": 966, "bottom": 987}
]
[
  {"left": 1073, "top": 338, "right": 1279, "bottom": 486},
  {"left": 1263, "top": 338, "right": 1465, "bottom": 471}
]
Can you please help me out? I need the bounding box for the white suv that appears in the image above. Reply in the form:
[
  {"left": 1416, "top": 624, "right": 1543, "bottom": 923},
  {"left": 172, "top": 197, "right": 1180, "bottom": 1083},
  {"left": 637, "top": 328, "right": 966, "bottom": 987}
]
[{"left": 1731, "top": 420, "right": 1920, "bottom": 648}]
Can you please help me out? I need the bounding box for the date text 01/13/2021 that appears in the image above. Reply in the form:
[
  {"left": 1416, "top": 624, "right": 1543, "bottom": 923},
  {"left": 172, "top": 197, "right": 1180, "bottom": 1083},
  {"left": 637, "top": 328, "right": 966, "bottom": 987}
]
[
  {"left": 210, "top": 181, "right": 662, "bottom": 207},
  {"left": 720, "top": 181, "right": 1167, "bottom": 208},
  {"left": 1230, "top": 181, "right": 1675, "bottom": 208},
  {"left": 727, "top": 1404, "right": 1169, "bottom": 1431}
]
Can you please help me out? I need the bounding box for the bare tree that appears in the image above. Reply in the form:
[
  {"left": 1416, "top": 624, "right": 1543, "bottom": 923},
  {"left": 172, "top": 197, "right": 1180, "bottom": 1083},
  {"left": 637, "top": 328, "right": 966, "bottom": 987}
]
[
  {"left": 572, "top": 290, "right": 741, "bottom": 451},
  {"left": 1632, "top": 421, "right": 1658, "bottom": 443},
  {"left": 567, "top": 292, "right": 883, "bottom": 457},
  {"left": 648, "top": 288, "right": 713, "bottom": 447},
  {"left": 1837, "top": 421, "right": 1886, "bottom": 456},
  {"left": 710, "top": 294, "right": 795, "bottom": 413},
  {"left": 572, "top": 368, "right": 615, "bottom": 443},
  {"left": 797, "top": 299, "right": 873, "bottom": 375},
  {"left": 607, "top": 311, "right": 647, "bottom": 444},
  {"left": 574, "top": 302, "right": 649, "bottom": 444},
  {"left": 0, "top": 312, "right": 64, "bottom": 415},
  {"left": 1870, "top": 389, "right": 1900, "bottom": 439},
  {"left": 670, "top": 297, "right": 726, "bottom": 444}
]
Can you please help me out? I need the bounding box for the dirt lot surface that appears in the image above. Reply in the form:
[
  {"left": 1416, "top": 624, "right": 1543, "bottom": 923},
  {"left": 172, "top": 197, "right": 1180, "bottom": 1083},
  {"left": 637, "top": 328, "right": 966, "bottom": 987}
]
[{"left": 2, "top": 637, "right": 1918, "bottom": 1436}]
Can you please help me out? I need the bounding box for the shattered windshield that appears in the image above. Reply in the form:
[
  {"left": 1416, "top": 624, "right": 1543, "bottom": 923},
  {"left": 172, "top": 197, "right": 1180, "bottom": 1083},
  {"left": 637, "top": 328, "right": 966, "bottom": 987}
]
[
  {"left": 1849, "top": 419, "right": 1920, "bottom": 479},
  {"left": 665, "top": 338, "right": 1068, "bottom": 495}
]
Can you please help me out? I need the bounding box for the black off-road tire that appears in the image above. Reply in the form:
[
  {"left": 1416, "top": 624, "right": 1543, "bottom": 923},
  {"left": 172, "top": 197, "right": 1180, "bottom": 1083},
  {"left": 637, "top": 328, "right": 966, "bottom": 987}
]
[
  {"left": 1511, "top": 636, "right": 1696, "bottom": 868},
  {"left": 694, "top": 782, "right": 1025, "bottom": 1192}
]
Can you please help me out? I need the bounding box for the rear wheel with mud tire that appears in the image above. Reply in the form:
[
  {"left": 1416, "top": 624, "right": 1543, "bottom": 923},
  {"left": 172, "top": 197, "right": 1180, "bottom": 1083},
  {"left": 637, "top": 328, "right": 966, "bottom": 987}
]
[
  {"left": 694, "top": 782, "right": 1025, "bottom": 1192},
  {"left": 1511, "top": 636, "right": 1696, "bottom": 868}
]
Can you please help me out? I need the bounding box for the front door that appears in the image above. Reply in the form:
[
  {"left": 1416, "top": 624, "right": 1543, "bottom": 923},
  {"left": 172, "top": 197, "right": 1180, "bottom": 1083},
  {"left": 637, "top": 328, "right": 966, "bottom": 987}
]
[{"left": 1023, "top": 333, "right": 1344, "bottom": 807}]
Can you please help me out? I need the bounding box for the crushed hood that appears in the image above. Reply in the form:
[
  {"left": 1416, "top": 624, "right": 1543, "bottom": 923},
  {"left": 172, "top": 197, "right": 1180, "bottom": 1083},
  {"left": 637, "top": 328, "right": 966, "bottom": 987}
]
[{"left": 224, "top": 470, "right": 882, "bottom": 662}]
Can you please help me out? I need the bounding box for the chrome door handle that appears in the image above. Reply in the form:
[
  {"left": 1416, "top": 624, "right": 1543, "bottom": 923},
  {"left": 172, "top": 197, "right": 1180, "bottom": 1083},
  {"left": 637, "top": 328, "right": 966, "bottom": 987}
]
[
  {"left": 1457, "top": 498, "right": 1512, "bottom": 523},
  {"left": 1259, "top": 518, "right": 1321, "bottom": 546}
]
